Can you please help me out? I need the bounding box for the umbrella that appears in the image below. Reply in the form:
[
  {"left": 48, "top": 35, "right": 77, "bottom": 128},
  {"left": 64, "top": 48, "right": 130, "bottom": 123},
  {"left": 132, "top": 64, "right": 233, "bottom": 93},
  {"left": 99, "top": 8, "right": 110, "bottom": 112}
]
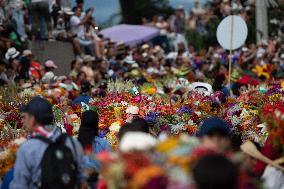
[{"left": 100, "top": 24, "right": 159, "bottom": 47}]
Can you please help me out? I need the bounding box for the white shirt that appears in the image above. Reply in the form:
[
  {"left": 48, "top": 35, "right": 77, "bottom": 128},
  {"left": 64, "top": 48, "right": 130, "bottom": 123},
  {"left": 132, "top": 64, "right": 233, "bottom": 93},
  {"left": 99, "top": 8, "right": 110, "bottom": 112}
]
[{"left": 70, "top": 15, "right": 85, "bottom": 38}]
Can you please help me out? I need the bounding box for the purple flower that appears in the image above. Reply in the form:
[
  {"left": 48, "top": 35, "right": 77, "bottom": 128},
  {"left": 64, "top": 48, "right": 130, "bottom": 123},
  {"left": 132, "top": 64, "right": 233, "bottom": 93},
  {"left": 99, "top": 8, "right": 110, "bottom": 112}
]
[
  {"left": 177, "top": 107, "right": 192, "bottom": 113},
  {"left": 99, "top": 129, "right": 108, "bottom": 138},
  {"left": 145, "top": 112, "right": 160, "bottom": 122},
  {"left": 160, "top": 125, "right": 170, "bottom": 131}
]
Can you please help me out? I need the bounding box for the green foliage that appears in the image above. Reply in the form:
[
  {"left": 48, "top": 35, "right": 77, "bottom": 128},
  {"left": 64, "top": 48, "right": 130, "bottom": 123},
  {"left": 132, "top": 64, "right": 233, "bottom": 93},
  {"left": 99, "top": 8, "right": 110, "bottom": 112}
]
[{"left": 119, "top": 0, "right": 173, "bottom": 24}]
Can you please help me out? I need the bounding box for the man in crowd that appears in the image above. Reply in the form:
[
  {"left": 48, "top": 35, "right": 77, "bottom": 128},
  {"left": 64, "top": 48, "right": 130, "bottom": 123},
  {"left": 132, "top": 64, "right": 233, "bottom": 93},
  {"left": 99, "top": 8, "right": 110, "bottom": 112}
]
[
  {"left": 70, "top": 6, "right": 94, "bottom": 58},
  {"left": 10, "top": 96, "right": 84, "bottom": 189},
  {"left": 196, "top": 117, "right": 232, "bottom": 153}
]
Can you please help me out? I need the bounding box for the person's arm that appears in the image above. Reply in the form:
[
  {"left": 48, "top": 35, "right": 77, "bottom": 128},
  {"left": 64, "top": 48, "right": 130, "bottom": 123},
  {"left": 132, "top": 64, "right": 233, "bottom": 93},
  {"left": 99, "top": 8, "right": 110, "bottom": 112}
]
[
  {"left": 9, "top": 147, "right": 31, "bottom": 189},
  {"left": 79, "top": 9, "right": 94, "bottom": 26}
]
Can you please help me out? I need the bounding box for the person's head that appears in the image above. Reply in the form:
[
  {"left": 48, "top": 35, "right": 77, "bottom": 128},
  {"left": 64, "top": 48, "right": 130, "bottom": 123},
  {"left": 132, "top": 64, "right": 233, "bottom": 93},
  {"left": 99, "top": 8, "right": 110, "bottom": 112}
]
[
  {"left": 20, "top": 96, "right": 54, "bottom": 131},
  {"left": 71, "top": 59, "right": 82, "bottom": 71},
  {"left": 77, "top": 71, "right": 87, "bottom": 82},
  {"left": 118, "top": 118, "right": 150, "bottom": 141},
  {"left": 78, "top": 110, "right": 99, "bottom": 147},
  {"left": 83, "top": 55, "right": 95, "bottom": 66},
  {"left": 193, "top": 154, "right": 238, "bottom": 189},
  {"left": 73, "top": 6, "right": 82, "bottom": 17},
  {"left": 9, "top": 57, "right": 19, "bottom": 71},
  {"left": 196, "top": 117, "right": 231, "bottom": 152},
  {"left": 131, "top": 118, "right": 149, "bottom": 133},
  {"left": 80, "top": 81, "right": 91, "bottom": 94},
  {"left": 22, "top": 49, "right": 34, "bottom": 60},
  {"left": 44, "top": 60, "right": 58, "bottom": 72},
  {"left": 76, "top": 0, "right": 84, "bottom": 8}
]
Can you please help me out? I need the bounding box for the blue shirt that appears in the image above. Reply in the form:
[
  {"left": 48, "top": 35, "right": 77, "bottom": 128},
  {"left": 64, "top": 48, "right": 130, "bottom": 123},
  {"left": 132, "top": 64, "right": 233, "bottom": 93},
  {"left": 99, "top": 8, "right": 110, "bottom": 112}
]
[
  {"left": 10, "top": 127, "right": 84, "bottom": 189},
  {"left": 1, "top": 168, "right": 14, "bottom": 189},
  {"left": 82, "top": 137, "right": 111, "bottom": 171}
]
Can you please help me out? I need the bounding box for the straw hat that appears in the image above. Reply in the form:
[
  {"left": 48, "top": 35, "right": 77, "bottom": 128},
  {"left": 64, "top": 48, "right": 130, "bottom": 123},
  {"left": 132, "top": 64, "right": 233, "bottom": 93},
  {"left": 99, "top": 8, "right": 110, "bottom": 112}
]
[
  {"left": 22, "top": 49, "right": 33, "bottom": 57},
  {"left": 83, "top": 55, "right": 95, "bottom": 62}
]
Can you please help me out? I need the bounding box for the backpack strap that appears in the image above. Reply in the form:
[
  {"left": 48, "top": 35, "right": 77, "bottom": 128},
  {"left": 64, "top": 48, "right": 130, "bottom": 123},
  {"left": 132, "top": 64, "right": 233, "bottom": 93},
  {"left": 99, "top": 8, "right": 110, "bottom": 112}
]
[
  {"left": 57, "top": 134, "right": 78, "bottom": 158},
  {"left": 34, "top": 135, "right": 53, "bottom": 144}
]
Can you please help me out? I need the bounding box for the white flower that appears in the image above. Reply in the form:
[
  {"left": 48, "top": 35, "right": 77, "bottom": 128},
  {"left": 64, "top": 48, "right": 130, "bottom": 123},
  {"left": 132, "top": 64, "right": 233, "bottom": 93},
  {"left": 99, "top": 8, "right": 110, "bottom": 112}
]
[
  {"left": 109, "top": 122, "right": 121, "bottom": 132},
  {"left": 12, "top": 137, "right": 27, "bottom": 146},
  {"left": 125, "top": 105, "right": 139, "bottom": 115}
]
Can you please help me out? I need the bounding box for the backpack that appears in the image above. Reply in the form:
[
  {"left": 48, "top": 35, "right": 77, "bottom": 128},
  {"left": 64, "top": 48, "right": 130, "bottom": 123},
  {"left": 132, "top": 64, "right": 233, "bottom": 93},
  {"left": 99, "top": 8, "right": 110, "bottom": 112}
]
[{"left": 35, "top": 134, "right": 78, "bottom": 189}]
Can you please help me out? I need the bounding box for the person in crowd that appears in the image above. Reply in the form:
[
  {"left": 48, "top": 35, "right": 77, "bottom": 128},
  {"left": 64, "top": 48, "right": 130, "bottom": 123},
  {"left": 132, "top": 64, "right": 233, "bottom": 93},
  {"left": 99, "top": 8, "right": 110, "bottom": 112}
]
[
  {"left": 18, "top": 49, "right": 33, "bottom": 80},
  {"left": 72, "top": 81, "right": 91, "bottom": 106},
  {"left": 173, "top": 6, "right": 185, "bottom": 34},
  {"left": 212, "top": 73, "right": 230, "bottom": 98},
  {"left": 75, "top": 0, "right": 84, "bottom": 11},
  {"left": 76, "top": 71, "right": 88, "bottom": 86},
  {"left": 69, "top": 58, "right": 82, "bottom": 79},
  {"left": 41, "top": 59, "right": 58, "bottom": 84},
  {"left": 193, "top": 154, "right": 238, "bottom": 189},
  {"left": 10, "top": 96, "right": 84, "bottom": 189},
  {"left": 0, "top": 59, "right": 8, "bottom": 85},
  {"left": 78, "top": 110, "right": 111, "bottom": 187},
  {"left": 29, "top": 0, "right": 53, "bottom": 40},
  {"left": 85, "top": 16, "right": 104, "bottom": 58},
  {"left": 81, "top": 55, "right": 95, "bottom": 85},
  {"left": 8, "top": 0, "right": 27, "bottom": 41},
  {"left": 70, "top": 6, "right": 94, "bottom": 57},
  {"left": 118, "top": 118, "right": 150, "bottom": 141},
  {"left": 196, "top": 117, "right": 232, "bottom": 153},
  {"left": 5, "top": 47, "right": 20, "bottom": 82}
]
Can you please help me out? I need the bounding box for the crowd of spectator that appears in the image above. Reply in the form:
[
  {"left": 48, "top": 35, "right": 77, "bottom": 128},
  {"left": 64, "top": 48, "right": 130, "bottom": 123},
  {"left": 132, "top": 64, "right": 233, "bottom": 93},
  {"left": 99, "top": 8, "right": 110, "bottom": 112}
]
[{"left": 0, "top": 0, "right": 284, "bottom": 96}]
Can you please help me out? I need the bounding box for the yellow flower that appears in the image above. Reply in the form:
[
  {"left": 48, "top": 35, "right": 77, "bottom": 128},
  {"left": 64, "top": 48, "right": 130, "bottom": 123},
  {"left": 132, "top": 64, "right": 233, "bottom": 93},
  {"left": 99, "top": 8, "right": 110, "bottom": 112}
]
[
  {"left": 156, "top": 137, "right": 179, "bottom": 152},
  {"left": 131, "top": 166, "right": 165, "bottom": 189},
  {"left": 252, "top": 64, "right": 270, "bottom": 79}
]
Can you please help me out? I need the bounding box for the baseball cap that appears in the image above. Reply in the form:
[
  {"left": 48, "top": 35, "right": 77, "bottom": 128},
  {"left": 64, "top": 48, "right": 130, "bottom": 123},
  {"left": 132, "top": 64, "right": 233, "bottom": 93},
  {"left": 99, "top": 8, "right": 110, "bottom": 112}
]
[
  {"left": 44, "top": 60, "right": 58, "bottom": 69},
  {"left": 196, "top": 117, "right": 230, "bottom": 137},
  {"left": 20, "top": 96, "right": 54, "bottom": 125}
]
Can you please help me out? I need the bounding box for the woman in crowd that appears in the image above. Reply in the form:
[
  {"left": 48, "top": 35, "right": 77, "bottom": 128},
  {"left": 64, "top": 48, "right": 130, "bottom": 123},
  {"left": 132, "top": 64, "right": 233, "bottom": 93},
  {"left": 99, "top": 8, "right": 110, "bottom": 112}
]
[
  {"left": 69, "top": 59, "right": 82, "bottom": 80},
  {"left": 78, "top": 110, "right": 111, "bottom": 187},
  {"left": 81, "top": 55, "right": 95, "bottom": 85}
]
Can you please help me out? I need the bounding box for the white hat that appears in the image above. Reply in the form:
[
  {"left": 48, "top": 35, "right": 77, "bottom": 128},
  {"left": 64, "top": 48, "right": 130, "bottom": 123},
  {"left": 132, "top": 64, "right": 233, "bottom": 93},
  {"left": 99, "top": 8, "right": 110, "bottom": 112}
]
[
  {"left": 124, "top": 55, "right": 136, "bottom": 64},
  {"left": 280, "top": 54, "right": 284, "bottom": 59},
  {"left": 83, "top": 55, "right": 95, "bottom": 62},
  {"left": 44, "top": 60, "right": 58, "bottom": 69},
  {"left": 131, "top": 63, "right": 139, "bottom": 68},
  {"left": 5, "top": 48, "right": 20, "bottom": 60},
  {"left": 22, "top": 49, "right": 33, "bottom": 57},
  {"left": 242, "top": 47, "right": 249, "bottom": 52},
  {"left": 189, "top": 82, "right": 213, "bottom": 96},
  {"left": 141, "top": 44, "right": 150, "bottom": 50},
  {"left": 119, "top": 132, "right": 157, "bottom": 152},
  {"left": 126, "top": 105, "right": 139, "bottom": 115}
]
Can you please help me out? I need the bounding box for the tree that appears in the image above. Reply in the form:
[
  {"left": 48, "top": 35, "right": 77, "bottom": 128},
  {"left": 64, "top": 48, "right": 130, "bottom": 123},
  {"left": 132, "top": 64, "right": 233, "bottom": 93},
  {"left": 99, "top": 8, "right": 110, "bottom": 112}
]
[{"left": 119, "top": 0, "right": 173, "bottom": 24}]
